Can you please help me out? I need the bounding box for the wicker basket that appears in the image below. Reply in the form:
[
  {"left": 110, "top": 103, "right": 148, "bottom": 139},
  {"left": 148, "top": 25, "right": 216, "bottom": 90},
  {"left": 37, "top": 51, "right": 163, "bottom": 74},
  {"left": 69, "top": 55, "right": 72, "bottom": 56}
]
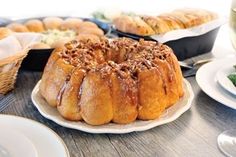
[{"left": 0, "top": 51, "right": 28, "bottom": 94}]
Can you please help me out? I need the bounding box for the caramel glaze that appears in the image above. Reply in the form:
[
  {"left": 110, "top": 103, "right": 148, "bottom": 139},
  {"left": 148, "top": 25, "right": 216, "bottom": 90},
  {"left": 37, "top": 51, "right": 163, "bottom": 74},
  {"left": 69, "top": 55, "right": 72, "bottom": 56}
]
[{"left": 52, "top": 37, "right": 183, "bottom": 123}]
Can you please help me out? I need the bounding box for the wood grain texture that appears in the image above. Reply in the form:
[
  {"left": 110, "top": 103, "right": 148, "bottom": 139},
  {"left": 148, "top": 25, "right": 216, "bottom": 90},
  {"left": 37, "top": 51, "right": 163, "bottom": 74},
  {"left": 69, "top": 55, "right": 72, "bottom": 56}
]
[{"left": 2, "top": 67, "right": 236, "bottom": 157}]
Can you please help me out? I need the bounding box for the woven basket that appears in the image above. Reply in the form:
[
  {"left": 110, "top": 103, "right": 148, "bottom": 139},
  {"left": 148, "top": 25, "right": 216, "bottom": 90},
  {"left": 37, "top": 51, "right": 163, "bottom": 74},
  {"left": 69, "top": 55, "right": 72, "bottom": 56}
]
[{"left": 0, "top": 51, "right": 28, "bottom": 94}]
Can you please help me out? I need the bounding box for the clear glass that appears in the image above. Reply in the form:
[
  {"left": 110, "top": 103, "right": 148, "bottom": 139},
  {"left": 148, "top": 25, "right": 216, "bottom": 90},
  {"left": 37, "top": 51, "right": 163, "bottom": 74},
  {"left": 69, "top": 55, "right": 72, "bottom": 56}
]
[
  {"left": 230, "top": 0, "right": 236, "bottom": 49},
  {"left": 218, "top": 130, "right": 236, "bottom": 156},
  {"left": 0, "top": 145, "right": 10, "bottom": 157},
  {"left": 218, "top": 1, "right": 236, "bottom": 156}
]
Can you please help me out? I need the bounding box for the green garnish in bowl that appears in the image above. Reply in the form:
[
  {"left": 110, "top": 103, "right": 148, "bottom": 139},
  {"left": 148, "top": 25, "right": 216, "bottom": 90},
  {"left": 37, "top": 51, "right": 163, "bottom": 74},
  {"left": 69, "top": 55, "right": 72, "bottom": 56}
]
[
  {"left": 228, "top": 74, "right": 236, "bottom": 86},
  {"left": 228, "top": 64, "right": 236, "bottom": 86}
]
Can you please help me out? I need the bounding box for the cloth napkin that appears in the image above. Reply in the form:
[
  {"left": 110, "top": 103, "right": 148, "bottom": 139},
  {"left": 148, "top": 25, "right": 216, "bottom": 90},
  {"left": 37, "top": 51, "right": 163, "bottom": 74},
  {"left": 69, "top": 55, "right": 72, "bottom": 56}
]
[{"left": 0, "top": 32, "right": 43, "bottom": 61}]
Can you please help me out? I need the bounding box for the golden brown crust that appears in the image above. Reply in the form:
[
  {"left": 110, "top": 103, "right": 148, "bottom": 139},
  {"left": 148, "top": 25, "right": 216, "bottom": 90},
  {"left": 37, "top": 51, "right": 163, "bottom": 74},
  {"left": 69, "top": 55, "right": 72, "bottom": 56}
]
[
  {"left": 154, "top": 58, "right": 179, "bottom": 108},
  {"left": 75, "top": 21, "right": 98, "bottom": 30},
  {"left": 43, "top": 17, "right": 63, "bottom": 30},
  {"left": 113, "top": 15, "right": 155, "bottom": 36},
  {"left": 165, "top": 49, "right": 184, "bottom": 98},
  {"left": 24, "top": 19, "right": 45, "bottom": 32},
  {"left": 138, "top": 68, "right": 167, "bottom": 120},
  {"left": 58, "top": 68, "right": 85, "bottom": 121},
  {"left": 141, "top": 16, "right": 171, "bottom": 34},
  {"left": 77, "top": 27, "right": 104, "bottom": 37},
  {"left": 113, "top": 8, "right": 217, "bottom": 35},
  {"left": 7, "top": 23, "right": 29, "bottom": 32},
  {"left": 76, "top": 34, "right": 100, "bottom": 43},
  {"left": 60, "top": 18, "right": 83, "bottom": 30},
  {"left": 0, "top": 27, "right": 12, "bottom": 40},
  {"left": 110, "top": 73, "right": 138, "bottom": 124},
  {"left": 79, "top": 72, "right": 113, "bottom": 125},
  {"left": 40, "top": 49, "right": 61, "bottom": 98},
  {"left": 40, "top": 38, "right": 184, "bottom": 125},
  {"left": 40, "top": 58, "right": 74, "bottom": 107}
]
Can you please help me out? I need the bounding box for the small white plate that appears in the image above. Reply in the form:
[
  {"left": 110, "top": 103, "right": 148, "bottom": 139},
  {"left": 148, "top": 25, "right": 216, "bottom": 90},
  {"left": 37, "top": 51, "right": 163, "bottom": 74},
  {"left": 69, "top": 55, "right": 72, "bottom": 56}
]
[
  {"left": 0, "top": 115, "right": 70, "bottom": 157},
  {"left": 31, "top": 79, "right": 194, "bottom": 134},
  {"left": 196, "top": 58, "right": 236, "bottom": 110},
  {"left": 216, "top": 64, "right": 236, "bottom": 95},
  {"left": 0, "top": 129, "right": 37, "bottom": 157}
]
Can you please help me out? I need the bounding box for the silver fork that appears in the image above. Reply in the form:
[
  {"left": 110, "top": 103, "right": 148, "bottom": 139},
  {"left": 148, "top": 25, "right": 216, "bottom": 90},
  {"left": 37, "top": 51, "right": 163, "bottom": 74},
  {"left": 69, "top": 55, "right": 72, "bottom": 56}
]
[
  {"left": 179, "top": 58, "right": 214, "bottom": 69},
  {"left": 180, "top": 58, "right": 214, "bottom": 77}
]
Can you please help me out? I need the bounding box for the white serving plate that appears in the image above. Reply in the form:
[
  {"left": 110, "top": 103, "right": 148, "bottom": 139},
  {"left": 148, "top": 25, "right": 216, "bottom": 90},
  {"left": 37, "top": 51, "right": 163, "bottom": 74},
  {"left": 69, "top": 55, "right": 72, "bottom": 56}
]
[
  {"left": 216, "top": 64, "right": 236, "bottom": 95},
  {"left": 31, "top": 79, "right": 194, "bottom": 134},
  {"left": 196, "top": 58, "right": 236, "bottom": 110},
  {"left": 0, "top": 115, "right": 70, "bottom": 157}
]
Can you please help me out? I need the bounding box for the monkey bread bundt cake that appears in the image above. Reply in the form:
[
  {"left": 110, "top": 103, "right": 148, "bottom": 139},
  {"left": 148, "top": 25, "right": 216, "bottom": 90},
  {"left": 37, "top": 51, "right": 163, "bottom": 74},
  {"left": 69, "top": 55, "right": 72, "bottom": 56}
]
[{"left": 39, "top": 37, "right": 184, "bottom": 126}]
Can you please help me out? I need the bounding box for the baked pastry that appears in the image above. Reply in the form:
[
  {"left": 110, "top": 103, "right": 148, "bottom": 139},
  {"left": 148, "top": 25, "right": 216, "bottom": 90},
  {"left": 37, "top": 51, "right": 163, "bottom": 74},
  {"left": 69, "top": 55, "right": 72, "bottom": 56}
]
[
  {"left": 76, "top": 21, "right": 98, "bottom": 30},
  {"left": 113, "top": 8, "right": 217, "bottom": 36},
  {"left": 60, "top": 18, "right": 83, "bottom": 30},
  {"left": 77, "top": 27, "right": 104, "bottom": 37},
  {"left": 40, "top": 37, "right": 184, "bottom": 125},
  {"left": 113, "top": 15, "right": 155, "bottom": 36},
  {"left": 43, "top": 17, "right": 63, "bottom": 30},
  {"left": 3, "top": 17, "right": 104, "bottom": 49},
  {"left": 0, "top": 27, "right": 12, "bottom": 40},
  {"left": 24, "top": 19, "right": 45, "bottom": 32},
  {"left": 77, "top": 34, "right": 100, "bottom": 43},
  {"left": 140, "top": 16, "right": 172, "bottom": 34},
  {"left": 7, "top": 23, "right": 29, "bottom": 32}
]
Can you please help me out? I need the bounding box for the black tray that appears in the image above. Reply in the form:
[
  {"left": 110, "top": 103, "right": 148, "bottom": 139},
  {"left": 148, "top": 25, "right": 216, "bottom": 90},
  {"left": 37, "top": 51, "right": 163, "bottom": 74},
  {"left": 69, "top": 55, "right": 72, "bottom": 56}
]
[
  {"left": 21, "top": 48, "right": 54, "bottom": 71},
  {"left": 4, "top": 17, "right": 112, "bottom": 71},
  {"left": 112, "top": 27, "right": 220, "bottom": 61},
  {"left": 0, "top": 18, "right": 12, "bottom": 27}
]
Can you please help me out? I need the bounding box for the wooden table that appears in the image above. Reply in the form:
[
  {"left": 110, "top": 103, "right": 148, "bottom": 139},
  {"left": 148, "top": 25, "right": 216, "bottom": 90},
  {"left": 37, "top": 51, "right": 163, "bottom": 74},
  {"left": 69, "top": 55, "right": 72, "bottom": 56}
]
[{"left": 2, "top": 68, "right": 236, "bottom": 157}]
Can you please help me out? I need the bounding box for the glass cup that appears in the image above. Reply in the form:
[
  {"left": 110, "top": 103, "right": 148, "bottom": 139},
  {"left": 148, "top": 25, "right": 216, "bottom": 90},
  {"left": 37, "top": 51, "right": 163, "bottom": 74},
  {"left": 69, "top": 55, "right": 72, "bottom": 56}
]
[{"left": 217, "top": 1, "right": 236, "bottom": 156}]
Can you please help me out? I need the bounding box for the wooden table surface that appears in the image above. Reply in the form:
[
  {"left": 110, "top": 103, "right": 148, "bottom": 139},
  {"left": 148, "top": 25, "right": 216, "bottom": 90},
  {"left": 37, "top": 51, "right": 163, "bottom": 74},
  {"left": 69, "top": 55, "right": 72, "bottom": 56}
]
[{"left": 2, "top": 68, "right": 236, "bottom": 157}]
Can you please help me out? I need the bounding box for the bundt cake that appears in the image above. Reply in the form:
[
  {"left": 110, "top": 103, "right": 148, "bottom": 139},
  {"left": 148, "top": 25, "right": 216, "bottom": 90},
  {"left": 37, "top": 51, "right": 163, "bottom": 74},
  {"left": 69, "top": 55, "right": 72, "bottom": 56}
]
[{"left": 39, "top": 37, "right": 184, "bottom": 126}]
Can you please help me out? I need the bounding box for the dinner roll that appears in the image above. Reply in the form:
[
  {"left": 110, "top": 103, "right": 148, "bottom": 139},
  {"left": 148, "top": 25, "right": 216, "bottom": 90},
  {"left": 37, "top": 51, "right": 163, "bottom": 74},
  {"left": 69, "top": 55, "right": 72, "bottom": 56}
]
[
  {"left": 7, "top": 23, "right": 29, "bottom": 32},
  {"left": 77, "top": 34, "right": 100, "bottom": 43},
  {"left": 76, "top": 21, "right": 98, "bottom": 30},
  {"left": 77, "top": 27, "right": 104, "bottom": 37},
  {"left": 43, "top": 17, "right": 63, "bottom": 30},
  {"left": 60, "top": 18, "right": 83, "bottom": 30},
  {"left": 24, "top": 19, "right": 45, "bottom": 32},
  {"left": 0, "top": 27, "right": 12, "bottom": 40}
]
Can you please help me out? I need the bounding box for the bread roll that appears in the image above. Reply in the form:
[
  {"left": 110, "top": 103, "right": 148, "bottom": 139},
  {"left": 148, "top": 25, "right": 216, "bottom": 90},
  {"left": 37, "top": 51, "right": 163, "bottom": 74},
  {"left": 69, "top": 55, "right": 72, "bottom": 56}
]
[
  {"left": 0, "top": 27, "right": 12, "bottom": 40},
  {"left": 24, "top": 19, "right": 45, "bottom": 32},
  {"left": 76, "top": 21, "right": 98, "bottom": 30},
  {"left": 113, "top": 15, "right": 155, "bottom": 36},
  {"left": 43, "top": 17, "right": 63, "bottom": 30},
  {"left": 77, "top": 34, "right": 100, "bottom": 43},
  {"left": 7, "top": 23, "right": 29, "bottom": 32},
  {"left": 141, "top": 16, "right": 171, "bottom": 34},
  {"left": 77, "top": 27, "right": 104, "bottom": 37},
  {"left": 60, "top": 18, "right": 83, "bottom": 30}
]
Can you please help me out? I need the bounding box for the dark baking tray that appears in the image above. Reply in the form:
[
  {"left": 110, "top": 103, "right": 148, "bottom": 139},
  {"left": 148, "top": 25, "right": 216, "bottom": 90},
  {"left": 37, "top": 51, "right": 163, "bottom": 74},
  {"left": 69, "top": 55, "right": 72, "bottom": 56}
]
[
  {"left": 3, "top": 17, "right": 111, "bottom": 71},
  {"left": 0, "top": 18, "right": 12, "bottom": 26},
  {"left": 112, "top": 27, "right": 220, "bottom": 61}
]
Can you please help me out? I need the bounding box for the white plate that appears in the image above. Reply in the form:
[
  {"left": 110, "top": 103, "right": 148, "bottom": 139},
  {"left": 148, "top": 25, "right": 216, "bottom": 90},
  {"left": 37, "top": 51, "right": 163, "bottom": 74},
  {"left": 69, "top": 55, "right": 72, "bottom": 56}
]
[
  {"left": 196, "top": 58, "right": 236, "bottom": 110},
  {"left": 0, "top": 129, "right": 37, "bottom": 157},
  {"left": 0, "top": 115, "right": 70, "bottom": 157},
  {"left": 216, "top": 64, "right": 236, "bottom": 95},
  {"left": 31, "top": 79, "right": 194, "bottom": 134}
]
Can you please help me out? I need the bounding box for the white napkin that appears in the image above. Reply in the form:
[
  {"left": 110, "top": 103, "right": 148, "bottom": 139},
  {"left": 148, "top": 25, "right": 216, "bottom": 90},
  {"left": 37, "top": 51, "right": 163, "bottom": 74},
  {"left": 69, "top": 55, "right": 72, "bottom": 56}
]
[{"left": 0, "top": 33, "right": 43, "bottom": 60}]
